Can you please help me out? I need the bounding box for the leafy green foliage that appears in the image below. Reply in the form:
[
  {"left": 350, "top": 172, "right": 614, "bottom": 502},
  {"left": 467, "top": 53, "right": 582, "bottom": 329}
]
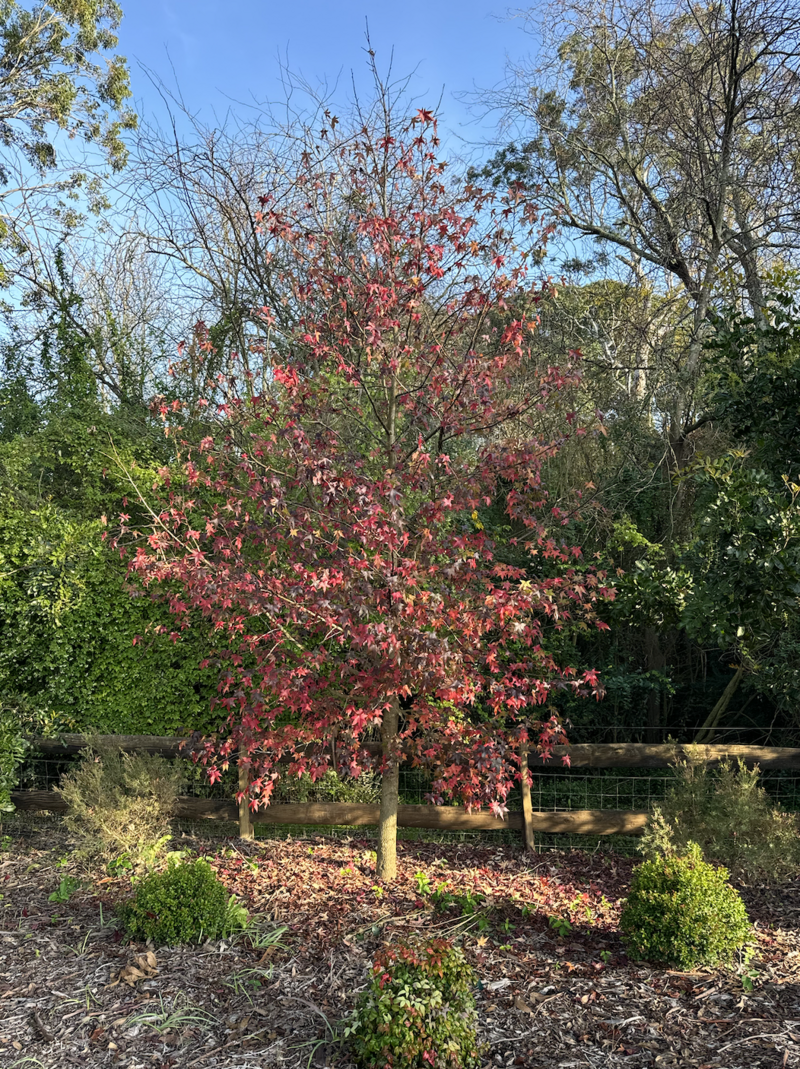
[
  {"left": 0, "top": 701, "right": 29, "bottom": 812},
  {"left": 118, "top": 859, "right": 248, "bottom": 945},
  {"left": 48, "top": 875, "right": 80, "bottom": 903},
  {"left": 413, "top": 876, "right": 489, "bottom": 920},
  {"left": 639, "top": 756, "right": 800, "bottom": 882},
  {"left": 57, "top": 745, "right": 185, "bottom": 868},
  {"left": 679, "top": 456, "right": 800, "bottom": 661},
  {"left": 548, "top": 915, "right": 572, "bottom": 938},
  {"left": 0, "top": 374, "right": 40, "bottom": 442},
  {"left": 0, "top": 521, "right": 217, "bottom": 735},
  {"left": 345, "top": 939, "right": 481, "bottom": 1069},
  {"left": 706, "top": 292, "right": 800, "bottom": 480},
  {"left": 606, "top": 517, "right": 694, "bottom": 630},
  {"left": 0, "top": 256, "right": 220, "bottom": 738},
  {"left": 273, "top": 769, "right": 381, "bottom": 804},
  {"left": 688, "top": 296, "right": 800, "bottom": 712},
  {"left": 0, "top": 413, "right": 218, "bottom": 737},
  {"left": 413, "top": 871, "right": 432, "bottom": 896},
  {"left": 435, "top": 887, "right": 485, "bottom": 917},
  {"left": 621, "top": 844, "right": 751, "bottom": 969},
  {"left": 0, "top": 0, "right": 137, "bottom": 286},
  {"left": 0, "top": 0, "right": 136, "bottom": 160}
]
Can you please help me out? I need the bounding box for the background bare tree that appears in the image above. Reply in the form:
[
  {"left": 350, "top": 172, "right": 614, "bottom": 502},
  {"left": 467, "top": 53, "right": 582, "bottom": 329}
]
[{"left": 478, "top": 0, "right": 800, "bottom": 465}]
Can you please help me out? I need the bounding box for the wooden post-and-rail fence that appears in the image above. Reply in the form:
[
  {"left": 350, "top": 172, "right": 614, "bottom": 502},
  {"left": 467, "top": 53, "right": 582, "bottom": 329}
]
[{"left": 11, "top": 736, "right": 800, "bottom": 851}]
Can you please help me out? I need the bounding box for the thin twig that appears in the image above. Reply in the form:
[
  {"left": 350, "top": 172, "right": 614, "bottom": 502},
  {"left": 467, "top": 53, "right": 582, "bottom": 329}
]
[
  {"left": 718, "top": 1032, "right": 790, "bottom": 1053},
  {"left": 31, "top": 1009, "right": 54, "bottom": 1042}
]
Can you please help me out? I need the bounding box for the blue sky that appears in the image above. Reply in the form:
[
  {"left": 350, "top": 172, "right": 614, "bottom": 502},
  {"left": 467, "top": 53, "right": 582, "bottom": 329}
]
[{"left": 118, "top": 0, "right": 535, "bottom": 150}]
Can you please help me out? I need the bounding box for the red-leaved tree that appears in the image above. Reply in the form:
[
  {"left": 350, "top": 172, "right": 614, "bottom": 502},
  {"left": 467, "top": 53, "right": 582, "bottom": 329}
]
[{"left": 118, "top": 97, "right": 612, "bottom": 880}]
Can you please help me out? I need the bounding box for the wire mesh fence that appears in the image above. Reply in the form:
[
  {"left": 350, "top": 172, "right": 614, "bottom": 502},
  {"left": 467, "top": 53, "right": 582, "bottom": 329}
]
[
  {"left": 398, "top": 764, "right": 800, "bottom": 814},
  {"left": 11, "top": 737, "right": 800, "bottom": 855}
]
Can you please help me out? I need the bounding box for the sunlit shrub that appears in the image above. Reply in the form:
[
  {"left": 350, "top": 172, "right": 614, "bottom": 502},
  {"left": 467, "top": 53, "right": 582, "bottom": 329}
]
[
  {"left": 621, "top": 843, "right": 751, "bottom": 969},
  {"left": 640, "top": 754, "right": 800, "bottom": 882},
  {"left": 345, "top": 938, "right": 481, "bottom": 1068},
  {"left": 58, "top": 743, "right": 184, "bottom": 868},
  {"left": 119, "top": 858, "right": 247, "bottom": 945}
]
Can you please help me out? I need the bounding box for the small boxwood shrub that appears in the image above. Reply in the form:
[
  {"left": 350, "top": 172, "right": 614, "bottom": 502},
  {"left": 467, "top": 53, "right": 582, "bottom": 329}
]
[
  {"left": 621, "top": 843, "right": 751, "bottom": 969},
  {"left": 345, "top": 938, "right": 481, "bottom": 1069},
  {"left": 118, "top": 858, "right": 247, "bottom": 945}
]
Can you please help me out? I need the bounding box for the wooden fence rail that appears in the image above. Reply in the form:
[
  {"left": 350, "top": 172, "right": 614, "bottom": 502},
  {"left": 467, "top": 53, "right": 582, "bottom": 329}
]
[
  {"left": 9, "top": 790, "right": 649, "bottom": 838},
  {"left": 12, "top": 735, "right": 800, "bottom": 849},
  {"left": 29, "top": 735, "right": 800, "bottom": 769}
]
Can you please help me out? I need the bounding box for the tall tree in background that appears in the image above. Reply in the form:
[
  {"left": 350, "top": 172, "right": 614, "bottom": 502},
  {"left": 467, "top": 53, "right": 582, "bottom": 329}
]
[
  {"left": 471, "top": 0, "right": 800, "bottom": 740},
  {"left": 125, "top": 112, "right": 290, "bottom": 366},
  {"left": 481, "top": 0, "right": 800, "bottom": 467},
  {"left": 119, "top": 95, "right": 611, "bottom": 880},
  {"left": 0, "top": 0, "right": 136, "bottom": 290}
]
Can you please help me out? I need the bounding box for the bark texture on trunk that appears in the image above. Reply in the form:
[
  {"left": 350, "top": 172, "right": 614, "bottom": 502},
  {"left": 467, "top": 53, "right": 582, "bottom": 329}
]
[
  {"left": 519, "top": 745, "right": 535, "bottom": 853},
  {"left": 376, "top": 696, "right": 400, "bottom": 882},
  {"left": 695, "top": 665, "right": 744, "bottom": 744}
]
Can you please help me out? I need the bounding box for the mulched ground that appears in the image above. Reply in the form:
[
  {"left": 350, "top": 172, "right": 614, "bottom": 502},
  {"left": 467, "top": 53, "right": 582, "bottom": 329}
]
[{"left": 0, "top": 824, "right": 798, "bottom": 1069}]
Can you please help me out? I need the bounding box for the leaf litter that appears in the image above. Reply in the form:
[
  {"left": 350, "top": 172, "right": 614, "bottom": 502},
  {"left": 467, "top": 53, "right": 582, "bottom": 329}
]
[{"left": 0, "top": 824, "right": 797, "bottom": 1068}]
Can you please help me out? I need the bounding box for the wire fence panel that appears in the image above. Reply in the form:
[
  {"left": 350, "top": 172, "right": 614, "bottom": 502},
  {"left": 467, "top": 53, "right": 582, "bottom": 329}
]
[{"left": 11, "top": 735, "right": 800, "bottom": 855}]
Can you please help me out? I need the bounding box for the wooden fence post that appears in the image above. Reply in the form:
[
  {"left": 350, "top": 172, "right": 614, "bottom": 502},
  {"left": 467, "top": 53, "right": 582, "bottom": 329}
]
[
  {"left": 238, "top": 763, "right": 254, "bottom": 840},
  {"left": 519, "top": 746, "right": 535, "bottom": 853}
]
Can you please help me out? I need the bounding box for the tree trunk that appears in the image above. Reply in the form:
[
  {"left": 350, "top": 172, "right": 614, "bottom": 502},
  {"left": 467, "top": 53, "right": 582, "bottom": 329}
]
[
  {"left": 238, "top": 763, "right": 254, "bottom": 840},
  {"left": 376, "top": 696, "right": 401, "bottom": 882},
  {"left": 695, "top": 665, "right": 744, "bottom": 744},
  {"left": 519, "top": 745, "right": 535, "bottom": 853},
  {"left": 644, "top": 628, "right": 666, "bottom": 742}
]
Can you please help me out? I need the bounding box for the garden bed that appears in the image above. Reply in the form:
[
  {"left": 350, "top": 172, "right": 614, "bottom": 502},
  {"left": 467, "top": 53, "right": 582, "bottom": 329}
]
[{"left": 0, "top": 825, "right": 798, "bottom": 1068}]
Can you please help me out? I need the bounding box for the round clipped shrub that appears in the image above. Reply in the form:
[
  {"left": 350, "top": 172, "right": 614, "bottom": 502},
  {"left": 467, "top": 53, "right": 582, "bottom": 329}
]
[
  {"left": 620, "top": 843, "right": 751, "bottom": 969},
  {"left": 345, "top": 938, "right": 481, "bottom": 1068},
  {"left": 118, "top": 858, "right": 247, "bottom": 945}
]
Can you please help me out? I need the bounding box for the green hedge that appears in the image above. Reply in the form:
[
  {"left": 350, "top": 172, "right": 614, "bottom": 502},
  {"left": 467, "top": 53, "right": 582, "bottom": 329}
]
[{"left": 0, "top": 493, "right": 218, "bottom": 737}]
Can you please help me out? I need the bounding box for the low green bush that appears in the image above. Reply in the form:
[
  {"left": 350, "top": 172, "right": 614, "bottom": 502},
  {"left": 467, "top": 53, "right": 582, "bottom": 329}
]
[
  {"left": 118, "top": 858, "right": 247, "bottom": 945},
  {"left": 345, "top": 938, "right": 481, "bottom": 1069},
  {"left": 57, "top": 743, "right": 185, "bottom": 869},
  {"left": 639, "top": 754, "right": 800, "bottom": 882},
  {"left": 621, "top": 843, "right": 751, "bottom": 969}
]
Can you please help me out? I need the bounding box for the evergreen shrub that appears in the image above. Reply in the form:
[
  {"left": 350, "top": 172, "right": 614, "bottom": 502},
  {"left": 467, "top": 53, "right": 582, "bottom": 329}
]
[
  {"left": 345, "top": 938, "right": 481, "bottom": 1068},
  {"left": 58, "top": 744, "right": 184, "bottom": 868},
  {"left": 640, "top": 755, "right": 800, "bottom": 882},
  {"left": 118, "top": 858, "right": 247, "bottom": 945},
  {"left": 621, "top": 843, "right": 751, "bottom": 969}
]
